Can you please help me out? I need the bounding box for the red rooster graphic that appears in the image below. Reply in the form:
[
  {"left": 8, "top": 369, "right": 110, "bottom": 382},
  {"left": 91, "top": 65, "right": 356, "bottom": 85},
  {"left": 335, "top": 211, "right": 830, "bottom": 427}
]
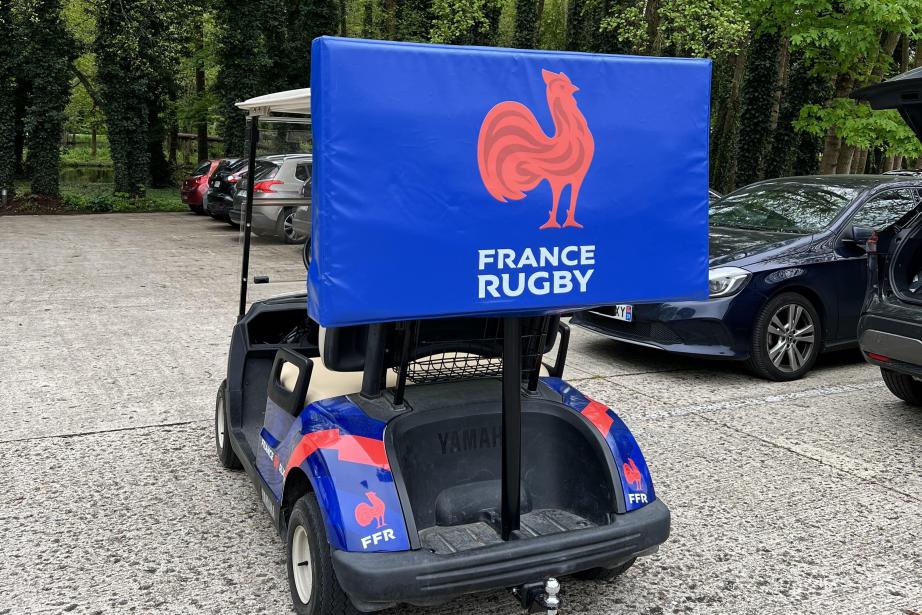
[
  {"left": 478, "top": 69, "right": 595, "bottom": 229},
  {"left": 354, "top": 491, "right": 386, "bottom": 529},
  {"left": 622, "top": 458, "right": 644, "bottom": 491}
]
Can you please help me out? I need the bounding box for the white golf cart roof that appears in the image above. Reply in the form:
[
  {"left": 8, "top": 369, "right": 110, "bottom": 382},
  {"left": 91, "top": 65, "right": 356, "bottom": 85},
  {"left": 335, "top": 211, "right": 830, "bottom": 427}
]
[{"left": 236, "top": 88, "right": 311, "bottom": 117}]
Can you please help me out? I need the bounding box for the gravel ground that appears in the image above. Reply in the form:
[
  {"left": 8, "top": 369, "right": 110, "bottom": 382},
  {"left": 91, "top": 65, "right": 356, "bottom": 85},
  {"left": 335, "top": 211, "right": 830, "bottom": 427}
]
[{"left": 1, "top": 213, "right": 920, "bottom": 614}]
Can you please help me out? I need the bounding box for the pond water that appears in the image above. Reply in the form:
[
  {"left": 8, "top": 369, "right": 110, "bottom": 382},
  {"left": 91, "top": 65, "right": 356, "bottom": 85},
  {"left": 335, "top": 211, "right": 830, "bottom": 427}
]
[{"left": 61, "top": 167, "right": 114, "bottom": 184}]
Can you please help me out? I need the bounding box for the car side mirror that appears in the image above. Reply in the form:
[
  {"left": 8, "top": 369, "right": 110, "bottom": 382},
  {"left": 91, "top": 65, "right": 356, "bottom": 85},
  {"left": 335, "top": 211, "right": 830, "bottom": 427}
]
[{"left": 843, "top": 225, "right": 875, "bottom": 250}]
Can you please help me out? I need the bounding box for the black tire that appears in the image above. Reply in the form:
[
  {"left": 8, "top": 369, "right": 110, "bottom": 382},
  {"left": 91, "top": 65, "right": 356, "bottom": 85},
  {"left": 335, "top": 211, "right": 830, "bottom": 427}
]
[
  {"left": 574, "top": 558, "right": 636, "bottom": 581},
  {"left": 746, "top": 292, "right": 821, "bottom": 381},
  {"left": 215, "top": 380, "right": 242, "bottom": 470},
  {"left": 302, "top": 238, "right": 312, "bottom": 270},
  {"left": 277, "top": 207, "right": 302, "bottom": 244},
  {"left": 287, "top": 496, "right": 361, "bottom": 615},
  {"left": 880, "top": 368, "right": 922, "bottom": 406},
  {"left": 189, "top": 204, "right": 205, "bottom": 215}
]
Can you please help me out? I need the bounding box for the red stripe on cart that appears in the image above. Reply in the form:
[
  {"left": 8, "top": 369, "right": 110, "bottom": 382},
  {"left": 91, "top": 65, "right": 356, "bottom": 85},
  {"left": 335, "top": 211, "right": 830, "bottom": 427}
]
[
  {"left": 286, "top": 429, "right": 391, "bottom": 473},
  {"left": 581, "top": 399, "right": 613, "bottom": 436}
]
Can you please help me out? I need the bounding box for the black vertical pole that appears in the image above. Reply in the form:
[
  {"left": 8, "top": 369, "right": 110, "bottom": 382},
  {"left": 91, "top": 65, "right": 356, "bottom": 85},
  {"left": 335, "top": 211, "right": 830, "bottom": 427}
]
[
  {"left": 501, "top": 316, "right": 522, "bottom": 540},
  {"left": 361, "top": 323, "right": 387, "bottom": 399},
  {"left": 238, "top": 116, "right": 259, "bottom": 320}
]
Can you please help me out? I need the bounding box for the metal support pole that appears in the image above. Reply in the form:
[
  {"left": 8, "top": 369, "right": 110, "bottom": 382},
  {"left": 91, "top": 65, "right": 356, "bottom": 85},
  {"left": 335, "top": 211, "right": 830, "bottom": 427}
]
[
  {"left": 501, "top": 316, "right": 522, "bottom": 540},
  {"left": 238, "top": 116, "right": 259, "bottom": 320},
  {"left": 361, "top": 323, "right": 387, "bottom": 399}
]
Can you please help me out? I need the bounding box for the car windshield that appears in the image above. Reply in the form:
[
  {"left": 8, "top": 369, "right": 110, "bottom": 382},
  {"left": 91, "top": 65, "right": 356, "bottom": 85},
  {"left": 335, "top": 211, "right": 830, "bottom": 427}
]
[{"left": 709, "top": 182, "right": 862, "bottom": 233}]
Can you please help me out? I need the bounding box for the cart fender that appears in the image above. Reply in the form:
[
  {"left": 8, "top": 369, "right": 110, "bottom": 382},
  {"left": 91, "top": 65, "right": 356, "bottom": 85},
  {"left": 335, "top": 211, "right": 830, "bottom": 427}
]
[
  {"left": 541, "top": 377, "right": 655, "bottom": 512},
  {"left": 276, "top": 396, "right": 411, "bottom": 553}
]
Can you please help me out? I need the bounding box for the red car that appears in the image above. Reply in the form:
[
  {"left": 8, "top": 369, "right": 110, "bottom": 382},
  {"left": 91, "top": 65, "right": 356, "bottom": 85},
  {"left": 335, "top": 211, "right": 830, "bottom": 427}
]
[{"left": 180, "top": 159, "right": 222, "bottom": 214}]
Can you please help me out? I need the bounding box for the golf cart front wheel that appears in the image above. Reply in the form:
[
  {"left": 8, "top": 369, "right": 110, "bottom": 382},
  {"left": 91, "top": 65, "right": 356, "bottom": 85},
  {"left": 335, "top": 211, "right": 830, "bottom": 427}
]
[
  {"left": 287, "top": 496, "right": 360, "bottom": 615},
  {"left": 215, "top": 380, "right": 241, "bottom": 470},
  {"left": 574, "top": 557, "right": 635, "bottom": 581}
]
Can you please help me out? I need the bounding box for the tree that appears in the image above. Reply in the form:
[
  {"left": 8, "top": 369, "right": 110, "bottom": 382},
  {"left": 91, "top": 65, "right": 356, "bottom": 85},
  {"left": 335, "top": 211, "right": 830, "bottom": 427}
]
[
  {"left": 95, "top": 0, "right": 183, "bottom": 195},
  {"left": 430, "top": 0, "right": 502, "bottom": 45},
  {"left": 513, "top": 0, "right": 539, "bottom": 48},
  {"left": 734, "top": 32, "right": 781, "bottom": 187},
  {"left": 0, "top": 0, "right": 16, "bottom": 198},
  {"left": 21, "top": 0, "right": 75, "bottom": 197}
]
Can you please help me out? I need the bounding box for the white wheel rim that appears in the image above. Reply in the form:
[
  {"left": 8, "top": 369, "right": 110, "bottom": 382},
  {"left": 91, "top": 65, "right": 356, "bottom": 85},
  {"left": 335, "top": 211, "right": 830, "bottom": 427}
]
[
  {"left": 216, "top": 395, "right": 226, "bottom": 449},
  {"left": 292, "top": 525, "right": 314, "bottom": 603}
]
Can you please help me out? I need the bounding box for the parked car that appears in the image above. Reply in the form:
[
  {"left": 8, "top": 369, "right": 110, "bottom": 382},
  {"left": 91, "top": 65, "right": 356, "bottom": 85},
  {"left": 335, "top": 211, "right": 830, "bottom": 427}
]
[
  {"left": 230, "top": 154, "right": 311, "bottom": 243},
  {"left": 572, "top": 176, "right": 922, "bottom": 380},
  {"left": 293, "top": 178, "right": 312, "bottom": 268},
  {"left": 205, "top": 158, "right": 249, "bottom": 221},
  {"left": 180, "top": 159, "right": 221, "bottom": 214},
  {"left": 853, "top": 66, "right": 922, "bottom": 405}
]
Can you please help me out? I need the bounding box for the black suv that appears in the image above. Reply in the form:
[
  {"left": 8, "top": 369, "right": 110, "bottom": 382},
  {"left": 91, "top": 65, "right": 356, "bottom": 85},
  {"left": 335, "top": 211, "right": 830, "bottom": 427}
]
[{"left": 854, "top": 68, "right": 922, "bottom": 405}]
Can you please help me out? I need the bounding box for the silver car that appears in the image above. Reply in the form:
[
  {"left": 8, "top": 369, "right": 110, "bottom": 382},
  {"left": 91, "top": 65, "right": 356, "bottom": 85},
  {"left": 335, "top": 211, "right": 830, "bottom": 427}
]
[{"left": 230, "top": 154, "right": 311, "bottom": 243}]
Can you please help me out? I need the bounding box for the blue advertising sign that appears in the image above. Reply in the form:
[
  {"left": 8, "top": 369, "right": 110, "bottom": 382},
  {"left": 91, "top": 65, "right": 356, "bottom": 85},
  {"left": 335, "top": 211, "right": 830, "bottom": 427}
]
[{"left": 308, "top": 37, "right": 711, "bottom": 327}]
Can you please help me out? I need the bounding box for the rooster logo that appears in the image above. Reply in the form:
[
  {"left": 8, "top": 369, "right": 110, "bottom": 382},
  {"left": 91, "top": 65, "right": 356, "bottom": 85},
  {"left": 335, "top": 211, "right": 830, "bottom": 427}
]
[
  {"left": 354, "top": 490, "right": 387, "bottom": 529},
  {"left": 477, "top": 69, "right": 595, "bottom": 229},
  {"left": 623, "top": 458, "right": 644, "bottom": 491}
]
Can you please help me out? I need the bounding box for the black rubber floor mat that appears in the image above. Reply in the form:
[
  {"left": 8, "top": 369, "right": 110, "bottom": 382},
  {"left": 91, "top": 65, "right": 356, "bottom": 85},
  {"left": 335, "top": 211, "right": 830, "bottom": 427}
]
[{"left": 419, "top": 509, "right": 596, "bottom": 554}]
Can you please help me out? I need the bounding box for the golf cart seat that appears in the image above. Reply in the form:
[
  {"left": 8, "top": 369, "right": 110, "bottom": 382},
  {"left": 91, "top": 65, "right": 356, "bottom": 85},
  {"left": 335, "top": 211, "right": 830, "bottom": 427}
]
[{"left": 280, "top": 356, "right": 398, "bottom": 404}]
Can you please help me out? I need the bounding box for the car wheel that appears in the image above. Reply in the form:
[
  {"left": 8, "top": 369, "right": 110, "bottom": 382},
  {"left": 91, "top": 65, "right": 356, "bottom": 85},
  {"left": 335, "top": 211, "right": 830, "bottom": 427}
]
[
  {"left": 287, "top": 496, "right": 360, "bottom": 615},
  {"left": 574, "top": 557, "right": 635, "bottom": 581},
  {"left": 277, "top": 207, "right": 303, "bottom": 244},
  {"left": 747, "top": 292, "right": 821, "bottom": 381},
  {"left": 189, "top": 204, "right": 204, "bottom": 215},
  {"left": 215, "top": 380, "right": 242, "bottom": 470},
  {"left": 302, "top": 238, "right": 312, "bottom": 270},
  {"left": 880, "top": 368, "right": 922, "bottom": 406}
]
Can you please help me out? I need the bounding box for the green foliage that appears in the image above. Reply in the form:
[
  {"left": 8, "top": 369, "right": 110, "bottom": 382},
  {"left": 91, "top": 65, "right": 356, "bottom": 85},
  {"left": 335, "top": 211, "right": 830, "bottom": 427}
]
[
  {"left": 430, "top": 0, "right": 502, "bottom": 45},
  {"left": 735, "top": 32, "right": 780, "bottom": 187},
  {"left": 796, "top": 98, "right": 922, "bottom": 159},
  {"left": 21, "top": 0, "right": 75, "bottom": 197},
  {"left": 0, "top": 1, "right": 17, "bottom": 195},
  {"left": 537, "top": 0, "right": 568, "bottom": 50},
  {"left": 512, "top": 0, "right": 539, "bottom": 48}
]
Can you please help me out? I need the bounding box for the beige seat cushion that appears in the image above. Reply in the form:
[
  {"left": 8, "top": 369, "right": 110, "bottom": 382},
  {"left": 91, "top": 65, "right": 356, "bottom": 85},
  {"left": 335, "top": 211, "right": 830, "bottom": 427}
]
[{"left": 279, "top": 356, "right": 397, "bottom": 404}]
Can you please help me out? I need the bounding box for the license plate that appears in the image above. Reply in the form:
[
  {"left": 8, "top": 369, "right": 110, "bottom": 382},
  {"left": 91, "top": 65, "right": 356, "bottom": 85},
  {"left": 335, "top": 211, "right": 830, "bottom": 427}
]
[
  {"left": 214, "top": 181, "right": 221, "bottom": 188},
  {"left": 612, "top": 304, "right": 633, "bottom": 322}
]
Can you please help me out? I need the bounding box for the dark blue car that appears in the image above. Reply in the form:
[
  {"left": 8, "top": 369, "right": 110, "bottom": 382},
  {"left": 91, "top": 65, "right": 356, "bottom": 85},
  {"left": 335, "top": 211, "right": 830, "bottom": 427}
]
[{"left": 572, "top": 175, "right": 922, "bottom": 380}]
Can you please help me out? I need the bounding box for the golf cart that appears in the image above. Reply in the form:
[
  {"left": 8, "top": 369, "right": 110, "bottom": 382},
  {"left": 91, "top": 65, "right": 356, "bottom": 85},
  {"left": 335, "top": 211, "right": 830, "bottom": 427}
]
[{"left": 216, "top": 37, "right": 712, "bottom": 614}]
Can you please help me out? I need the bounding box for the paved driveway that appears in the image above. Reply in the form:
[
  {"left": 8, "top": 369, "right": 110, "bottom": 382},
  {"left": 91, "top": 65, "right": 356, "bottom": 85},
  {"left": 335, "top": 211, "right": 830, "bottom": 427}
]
[{"left": 1, "top": 213, "right": 920, "bottom": 614}]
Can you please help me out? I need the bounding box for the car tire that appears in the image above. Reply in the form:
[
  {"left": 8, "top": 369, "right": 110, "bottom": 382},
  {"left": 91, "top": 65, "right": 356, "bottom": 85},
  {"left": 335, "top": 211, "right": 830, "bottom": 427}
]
[
  {"left": 277, "top": 207, "right": 302, "bottom": 244},
  {"left": 574, "top": 557, "right": 635, "bottom": 581},
  {"left": 215, "top": 380, "right": 242, "bottom": 470},
  {"left": 302, "top": 238, "right": 312, "bottom": 270},
  {"left": 747, "top": 292, "right": 821, "bottom": 381},
  {"left": 287, "top": 495, "right": 361, "bottom": 615},
  {"left": 880, "top": 368, "right": 922, "bottom": 406},
  {"left": 189, "top": 204, "right": 204, "bottom": 215}
]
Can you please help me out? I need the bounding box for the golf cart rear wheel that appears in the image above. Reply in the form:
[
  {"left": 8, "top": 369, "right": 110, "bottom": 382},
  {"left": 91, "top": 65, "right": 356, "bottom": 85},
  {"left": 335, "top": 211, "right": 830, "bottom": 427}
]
[
  {"left": 215, "top": 380, "right": 241, "bottom": 470},
  {"left": 574, "top": 557, "right": 635, "bottom": 581},
  {"left": 880, "top": 368, "right": 922, "bottom": 406},
  {"left": 287, "top": 496, "right": 360, "bottom": 615},
  {"left": 747, "top": 292, "right": 821, "bottom": 381}
]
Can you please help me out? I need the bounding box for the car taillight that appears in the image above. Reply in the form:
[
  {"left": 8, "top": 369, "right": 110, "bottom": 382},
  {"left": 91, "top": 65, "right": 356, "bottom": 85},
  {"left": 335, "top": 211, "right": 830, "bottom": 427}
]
[
  {"left": 254, "top": 180, "right": 283, "bottom": 193},
  {"left": 866, "top": 231, "right": 878, "bottom": 254},
  {"left": 228, "top": 176, "right": 239, "bottom": 184},
  {"left": 867, "top": 352, "right": 890, "bottom": 363}
]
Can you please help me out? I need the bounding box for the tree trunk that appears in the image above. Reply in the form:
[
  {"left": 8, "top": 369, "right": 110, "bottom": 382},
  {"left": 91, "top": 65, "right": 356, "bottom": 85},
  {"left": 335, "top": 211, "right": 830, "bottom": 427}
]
[
  {"left": 339, "top": 0, "right": 348, "bottom": 36},
  {"left": 195, "top": 20, "right": 208, "bottom": 162},
  {"left": 836, "top": 145, "right": 855, "bottom": 174},
  {"left": 882, "top": 155, "right": 895, "bottom": 172},
  {"left": 91, "top": 124, "right": 97, "bottom": 157},
  {"left": 644, "top": 0, "right": 662, "bottom": 55},
  {"left": 712, "top": 46, "right": 748, "bottom": 192},
  {"left": 768, "top": 38, "right": 790, "bottom": 138},
  {"left": 819, "top": 74, "right": 854, "bottom": 174},
  {"left": 894, "top": 155, "right": 904, "bottom": 171}
]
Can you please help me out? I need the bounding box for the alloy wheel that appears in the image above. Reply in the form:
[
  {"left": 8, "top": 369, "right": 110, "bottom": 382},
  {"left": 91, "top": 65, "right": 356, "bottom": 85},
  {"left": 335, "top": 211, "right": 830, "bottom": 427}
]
[
  {"left": 284, "top": 211, "right": 301, "bottom": 241},
  {"left": 216, "top": 395, "right": 226, "bottom": 449},
  {"left": 766, "top": 303, "right": 815, "bottom": 373}
]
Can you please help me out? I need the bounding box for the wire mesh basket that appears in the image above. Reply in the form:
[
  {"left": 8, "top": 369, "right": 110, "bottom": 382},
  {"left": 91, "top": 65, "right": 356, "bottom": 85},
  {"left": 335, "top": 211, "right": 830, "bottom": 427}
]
[{"left": 394, "top": 319, "right": 552, "bottom": 385}]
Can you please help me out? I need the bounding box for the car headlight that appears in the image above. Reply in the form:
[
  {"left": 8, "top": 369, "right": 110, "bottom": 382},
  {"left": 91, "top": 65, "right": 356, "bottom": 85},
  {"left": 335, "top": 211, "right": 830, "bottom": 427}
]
[{"left": 709, "top": 266, "right": 750, "bottom": 298}]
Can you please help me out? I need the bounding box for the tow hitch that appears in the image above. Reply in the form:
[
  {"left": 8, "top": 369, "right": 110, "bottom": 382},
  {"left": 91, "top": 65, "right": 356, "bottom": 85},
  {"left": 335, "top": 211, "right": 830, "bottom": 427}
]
[{"left": 513, "top": 578, "right": 562, "bottom": 614}]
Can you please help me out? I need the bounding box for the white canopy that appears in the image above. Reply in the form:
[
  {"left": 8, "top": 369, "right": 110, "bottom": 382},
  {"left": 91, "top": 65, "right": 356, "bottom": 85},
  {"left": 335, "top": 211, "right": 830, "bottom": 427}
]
[{"left": 235, "top": 88, "right": 311, "bottom": 117}]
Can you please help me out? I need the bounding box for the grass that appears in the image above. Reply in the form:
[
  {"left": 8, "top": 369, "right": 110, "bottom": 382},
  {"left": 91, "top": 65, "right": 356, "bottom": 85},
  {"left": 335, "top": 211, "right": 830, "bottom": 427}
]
[{"left": 7, "top": 178, "right": 186, "bottom": 215}]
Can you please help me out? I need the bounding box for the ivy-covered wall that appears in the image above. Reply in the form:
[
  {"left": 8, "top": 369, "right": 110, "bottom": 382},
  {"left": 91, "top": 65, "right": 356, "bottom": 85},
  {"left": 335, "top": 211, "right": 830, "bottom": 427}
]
[{"left": 0, "top": 1, "right": 16, "bottom": 197}]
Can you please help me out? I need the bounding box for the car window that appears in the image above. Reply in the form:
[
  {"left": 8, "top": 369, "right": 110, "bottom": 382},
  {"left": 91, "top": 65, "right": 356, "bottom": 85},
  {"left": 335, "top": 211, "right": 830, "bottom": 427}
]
[
  {"left": 192, "top": 161, "right": 211, "bottom": 176},
  {"left": 850, "top": 189, "right": 918, "bottom": 231},
  {"left": 710, "top": 181, "right": 861, "bottom": 233},
  {"left": 295, "top": 163, "right": 310, "bottom": 182}
]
